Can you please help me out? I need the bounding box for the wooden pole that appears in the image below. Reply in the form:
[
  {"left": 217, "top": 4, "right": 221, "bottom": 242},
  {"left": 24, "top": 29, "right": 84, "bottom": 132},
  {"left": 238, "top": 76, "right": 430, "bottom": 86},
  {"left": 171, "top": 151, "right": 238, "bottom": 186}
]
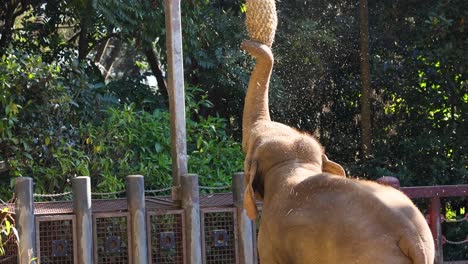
[
  {"left": 126, "top": 175, "right": 148, "bottom": 264},
  {"left": 181, "top": 174, "right": 202, "bottom": 264},
  {"left": 232, "top": 172, "right": 255, "bottom": 264},
  {"left": 164, "top": 0, "right": 187, "bottom": 201},
  {"left": 14, "top": 177, "right": 36, "bottom": 264},
  {"left": 72, "top": 176, "right": 93, "bottom": 264}
]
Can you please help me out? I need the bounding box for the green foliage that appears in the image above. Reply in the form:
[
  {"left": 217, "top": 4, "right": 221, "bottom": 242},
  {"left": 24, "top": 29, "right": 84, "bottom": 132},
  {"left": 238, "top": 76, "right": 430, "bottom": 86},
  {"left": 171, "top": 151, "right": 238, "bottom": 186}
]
[
  {"left": 0, "top": 49, "right": 113, "bottom": 197},
  {"left": 254, "top": 0, "right": 468, "bottom": 191},
  {"left": 74, "top": 87, "right": 243, "bottom": 192},
  {"left": 93, "top": 0, "right": 164, "bottom": 45},
  {"left": 0, "top": 51, "right": 73, "bottom": 176},
  {"left": 182, "top": 3, "right": 251, "bottom": 137},
  {"left": 442, "top": 200, "right": 468, "bottom": 260},
  {"left": 0, "top": 206, "right": 17, "bottom": 257},
  {"left": 103, "top": 76, "right": 167, "bottom": 111},
  {"left": 0, "top": 61, "right": 243, "bottom": 196}
]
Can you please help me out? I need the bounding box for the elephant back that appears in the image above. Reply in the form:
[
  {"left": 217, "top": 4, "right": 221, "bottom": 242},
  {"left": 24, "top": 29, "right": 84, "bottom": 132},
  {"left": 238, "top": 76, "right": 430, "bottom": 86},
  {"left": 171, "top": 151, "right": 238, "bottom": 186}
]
[{"left": 246, "top": 0, "right": 278, "bottom": 47}]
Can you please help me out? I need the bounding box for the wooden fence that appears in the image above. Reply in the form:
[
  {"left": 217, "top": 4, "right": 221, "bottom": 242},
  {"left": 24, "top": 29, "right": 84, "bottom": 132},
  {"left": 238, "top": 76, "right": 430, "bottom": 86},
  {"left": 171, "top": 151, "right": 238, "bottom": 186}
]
[{"left": 1, "top": 175, "right": 467, "bottom": 264}]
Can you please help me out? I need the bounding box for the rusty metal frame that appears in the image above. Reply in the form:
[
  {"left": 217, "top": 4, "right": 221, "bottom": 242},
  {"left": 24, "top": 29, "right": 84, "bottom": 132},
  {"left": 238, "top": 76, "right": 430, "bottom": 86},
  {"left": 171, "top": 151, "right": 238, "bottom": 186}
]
[
  {"left": 201, "top": 207, "right": 239, "bottom": 264},
  {"left": 35, "top": 215, "right": 77, "bottom": 264},
  {"left": 401, "top": 185, "right": 468, "bottom": 198},
  {"left": 92, "top": 212, "right": 132, "bottom": 264},
  {"left": 146, "top": 209, "right": 186, "bottom": 264}
]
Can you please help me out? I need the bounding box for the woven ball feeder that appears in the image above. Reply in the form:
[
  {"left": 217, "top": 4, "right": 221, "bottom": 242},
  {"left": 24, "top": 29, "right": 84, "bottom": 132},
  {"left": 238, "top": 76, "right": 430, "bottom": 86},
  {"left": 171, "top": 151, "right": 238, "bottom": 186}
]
[{"left": 245, "top": 0, "right": 278, "bottom": 47}]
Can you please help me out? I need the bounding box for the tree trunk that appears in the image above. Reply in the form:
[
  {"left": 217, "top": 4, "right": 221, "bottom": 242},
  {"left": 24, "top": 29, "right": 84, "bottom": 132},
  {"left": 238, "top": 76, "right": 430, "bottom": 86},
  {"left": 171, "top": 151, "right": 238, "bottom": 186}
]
[
  {"left": 94, "top": 37, "right": 110, "bottom": 64},
  {"left": 359, "top": 0, "right": 372, "bottom": 158},
  {"left": 102, "top": 38, "right": 122, "bottom": 80},
  {"left": 0, "top": 1, "right": 20, "bottom": 55},
  {"left": 78, "top": 24, "right": 88, "bottom": 62},
  {"left": 143, "top": 44, "right": 169, "bottom": 102}
]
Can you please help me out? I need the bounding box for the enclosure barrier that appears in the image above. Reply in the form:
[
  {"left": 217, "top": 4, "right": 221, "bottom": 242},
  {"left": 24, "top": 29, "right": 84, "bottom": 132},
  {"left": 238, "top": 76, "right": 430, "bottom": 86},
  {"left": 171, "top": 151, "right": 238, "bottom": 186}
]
[
  {"left": 1, "top": 175, "right": 467, "bottom": 264},
  {"left": 2, "top": 174, "right": 255, "bottom": 264}
]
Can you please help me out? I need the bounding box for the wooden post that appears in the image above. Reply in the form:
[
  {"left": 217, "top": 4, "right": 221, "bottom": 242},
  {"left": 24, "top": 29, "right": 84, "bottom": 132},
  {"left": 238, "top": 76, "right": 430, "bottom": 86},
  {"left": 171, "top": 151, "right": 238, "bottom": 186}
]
[
  {"left": 14, "top": 177, "right": 36, "bottom": 264},
  {"left": 376, "top": 176, "right": 400, "bottom": 189},
  {"left": 126, "top": 175, "right": 148, "bottom": 264},
  {"left": 232, "top": 172, "right": 255, "bottom": 264},
  {"left": 429, "top": 197, "right": 443, "bottom": 264},
  {"left": 72, "top": 176, "right": 93, "bottom": 264},
  {"left": 164, "top": 0, "right": 187, "bottom": 201},
  {"left": 181, "top": 174, "right": 202, "bottom": 264}
]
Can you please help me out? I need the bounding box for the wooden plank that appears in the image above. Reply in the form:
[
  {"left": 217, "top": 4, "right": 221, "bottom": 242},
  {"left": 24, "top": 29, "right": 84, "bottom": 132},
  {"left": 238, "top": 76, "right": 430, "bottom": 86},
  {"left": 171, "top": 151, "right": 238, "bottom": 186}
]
[
  {"left": 181, "top": 174, "right": 202, "bottom": 264},
  {"left": 72, "top": 176, "right": 93, "bottom": 264},
  {"left": 126, "top": 175, "right": 148, "bottom": 264},
  {"left": 15, "top": 177, "right": 36, "bottom": 264},
  {"left": 232, "top": 173, "right": 255, "bottom": 264},
  {"left": 164, "top": 0, "right": 187, "bottom": 201}
]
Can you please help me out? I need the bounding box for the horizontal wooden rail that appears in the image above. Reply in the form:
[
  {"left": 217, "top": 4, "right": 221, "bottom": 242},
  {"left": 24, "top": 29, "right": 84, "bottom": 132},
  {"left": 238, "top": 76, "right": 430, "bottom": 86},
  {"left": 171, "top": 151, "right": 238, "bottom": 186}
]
[{"left": 401, "top": 185, "right": 468, "bottom": 198}]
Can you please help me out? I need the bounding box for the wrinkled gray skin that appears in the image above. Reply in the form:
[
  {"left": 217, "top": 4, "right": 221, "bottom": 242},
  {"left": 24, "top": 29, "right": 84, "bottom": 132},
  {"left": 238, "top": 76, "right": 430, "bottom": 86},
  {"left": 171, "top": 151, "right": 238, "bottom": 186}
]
[{"left": 241, "top": 40, "right": 435, "bottom": 264}]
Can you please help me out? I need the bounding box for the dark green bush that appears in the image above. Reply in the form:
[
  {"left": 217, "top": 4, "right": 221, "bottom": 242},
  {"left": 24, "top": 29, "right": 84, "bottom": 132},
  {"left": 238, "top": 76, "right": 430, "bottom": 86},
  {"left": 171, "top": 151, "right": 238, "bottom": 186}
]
[{"left": 0, "top": 53, "right": 243, "bottom": 198}]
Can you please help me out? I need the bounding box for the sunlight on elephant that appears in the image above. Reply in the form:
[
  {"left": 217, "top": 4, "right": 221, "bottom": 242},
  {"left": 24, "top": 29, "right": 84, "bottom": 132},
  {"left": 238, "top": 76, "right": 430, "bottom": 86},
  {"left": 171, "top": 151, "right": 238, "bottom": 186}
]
[{"left": 241, "top": 39, "right": 435, "bottom": 264}]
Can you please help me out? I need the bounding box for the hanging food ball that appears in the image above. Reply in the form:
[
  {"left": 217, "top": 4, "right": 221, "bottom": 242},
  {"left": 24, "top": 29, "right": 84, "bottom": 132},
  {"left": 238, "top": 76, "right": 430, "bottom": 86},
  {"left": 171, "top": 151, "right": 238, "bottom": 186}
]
[{"left": 245, "top": 0, "right": 278, "bottom": 47}]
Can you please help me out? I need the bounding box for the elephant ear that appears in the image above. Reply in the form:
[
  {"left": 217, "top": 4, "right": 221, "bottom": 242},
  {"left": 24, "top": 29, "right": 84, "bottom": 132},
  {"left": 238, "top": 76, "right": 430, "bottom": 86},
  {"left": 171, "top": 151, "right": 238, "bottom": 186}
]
[
  {"left": 322, "top": 154, "right": 346, "bottom": 177},
  {"left": 244, "top": 160, "right": 258, "bottom": 220}
]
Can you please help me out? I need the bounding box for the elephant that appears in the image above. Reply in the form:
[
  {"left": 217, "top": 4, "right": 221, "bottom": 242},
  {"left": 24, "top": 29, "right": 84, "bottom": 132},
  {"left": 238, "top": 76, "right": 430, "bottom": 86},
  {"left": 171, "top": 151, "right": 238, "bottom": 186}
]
[{"left": 241, "top": 39, "right": 435, "bottom": 264}]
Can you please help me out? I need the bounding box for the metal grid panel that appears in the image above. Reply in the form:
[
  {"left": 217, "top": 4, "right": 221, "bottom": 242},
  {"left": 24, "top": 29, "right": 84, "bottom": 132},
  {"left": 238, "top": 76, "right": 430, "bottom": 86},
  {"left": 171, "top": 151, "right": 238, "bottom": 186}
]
[
  {"left": 8, "top": 193, "right": 235, "bottom": 215},
  {"left": 202, "top": 208, "right": 238, "bottom": 264},
  {"left": 34, "top": 202, "right": 74, "bottom": 215},
  {"left": 200, "top": 193, "right": 234, "bottom": 208},
  {"left": 93, "top": 212, "right": 131, "bottom": 264},
  {"left": 92, "top": 199, "right": 128, "bottom": 212},
  {"left": 0, "top": 236, "right": 17, "bottom": 264},
  {"left": 146, "top": 197, "right": 179, "bottom": 210},
  {"left": 147, "top": 210, "right": 185, "bottom": 264},
  {"left": 36, "top": 215, "right": 76, "bottom": 264}
]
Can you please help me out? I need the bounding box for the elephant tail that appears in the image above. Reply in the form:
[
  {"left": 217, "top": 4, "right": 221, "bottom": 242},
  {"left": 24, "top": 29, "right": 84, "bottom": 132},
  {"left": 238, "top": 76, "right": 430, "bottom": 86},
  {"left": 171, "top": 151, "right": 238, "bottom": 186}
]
[{"left": 398, "top": 228, "right": 435, "bottom": 264}]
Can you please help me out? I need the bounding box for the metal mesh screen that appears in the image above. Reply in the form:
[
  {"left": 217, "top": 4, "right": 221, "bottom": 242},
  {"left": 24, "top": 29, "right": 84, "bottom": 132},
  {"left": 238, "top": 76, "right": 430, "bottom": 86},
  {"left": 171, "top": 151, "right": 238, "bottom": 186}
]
[
  {"left": 148, "top": 210, "right": 185, "bottom": 264},
  {"left": 93, "top": 213, "right": 130, "bottom": 264},
  {"left": 36, "top": 216, "right": 76, "bottom": 263},
  {"left": 0, "top": 236, "right": 17, "bottom": 264},
  {"left": 202, "top": 208, "right": 237, "bottom": 264}
]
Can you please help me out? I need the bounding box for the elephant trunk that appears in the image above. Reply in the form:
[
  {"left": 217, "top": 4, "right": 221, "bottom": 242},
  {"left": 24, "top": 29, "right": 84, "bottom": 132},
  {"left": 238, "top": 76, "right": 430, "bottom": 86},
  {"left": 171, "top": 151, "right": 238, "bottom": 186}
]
[{"left": 241, "top": 40, "right": 274, "bottom": 152}]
